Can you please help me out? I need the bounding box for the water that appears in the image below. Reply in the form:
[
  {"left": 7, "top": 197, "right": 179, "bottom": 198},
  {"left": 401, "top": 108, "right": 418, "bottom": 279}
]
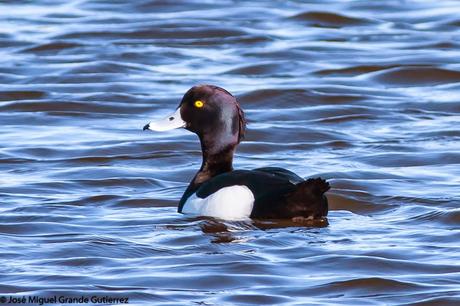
[{"left": 1, "top": 0, "right": 460, "bottom": 305}]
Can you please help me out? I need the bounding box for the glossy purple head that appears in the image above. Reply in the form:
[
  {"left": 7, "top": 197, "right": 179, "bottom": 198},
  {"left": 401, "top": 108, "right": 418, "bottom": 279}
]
[{"left": 144, "top": 85, "right": 246, "bottom": 152}]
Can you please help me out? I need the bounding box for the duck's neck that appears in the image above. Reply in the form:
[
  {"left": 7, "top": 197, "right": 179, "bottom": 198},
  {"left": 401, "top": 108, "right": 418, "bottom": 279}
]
[
  {"left": 180, "top": 136, "right": 234, "bottom": 194},
  {"left": 195, "top": 142, "right": 235, "bottom": 185}
]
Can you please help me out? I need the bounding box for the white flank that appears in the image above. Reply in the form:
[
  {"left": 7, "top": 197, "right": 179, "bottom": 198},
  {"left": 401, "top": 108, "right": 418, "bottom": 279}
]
[{"left": 182, "top": 185, "right": 255, "bottom": 220}]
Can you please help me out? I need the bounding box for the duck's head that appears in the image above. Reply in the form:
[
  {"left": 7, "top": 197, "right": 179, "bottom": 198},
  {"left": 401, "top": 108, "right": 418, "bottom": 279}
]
[{"left": 144, "top": 85, "right": 246, "bottom": 153}]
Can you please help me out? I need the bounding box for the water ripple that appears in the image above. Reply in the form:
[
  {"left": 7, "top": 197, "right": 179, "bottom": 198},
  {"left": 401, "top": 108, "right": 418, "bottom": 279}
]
[{"left": 1, "top": 0, "right": 460, "bottom": 305}]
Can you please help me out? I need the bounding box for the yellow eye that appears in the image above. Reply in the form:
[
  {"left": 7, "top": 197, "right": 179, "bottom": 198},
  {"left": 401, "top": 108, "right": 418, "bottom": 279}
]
[{"left": 194, "top": 100, "right": 204, "bottom": 108}]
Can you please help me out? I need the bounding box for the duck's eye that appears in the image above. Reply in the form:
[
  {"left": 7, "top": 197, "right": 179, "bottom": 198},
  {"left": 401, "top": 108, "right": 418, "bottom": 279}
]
[{"left": 194, "top": 100, "right": 204, "bottom": 108}]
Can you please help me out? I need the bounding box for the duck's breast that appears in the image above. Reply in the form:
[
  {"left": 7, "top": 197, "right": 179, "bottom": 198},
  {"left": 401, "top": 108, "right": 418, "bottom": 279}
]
[{"left": 182, "top": 185, "right": 255, "bottom": 220}]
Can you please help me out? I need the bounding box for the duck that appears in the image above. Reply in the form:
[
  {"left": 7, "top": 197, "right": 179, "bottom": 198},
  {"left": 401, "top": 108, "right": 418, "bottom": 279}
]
[{"left": 143, "top": 85, "right": 330, "bottom": 221}]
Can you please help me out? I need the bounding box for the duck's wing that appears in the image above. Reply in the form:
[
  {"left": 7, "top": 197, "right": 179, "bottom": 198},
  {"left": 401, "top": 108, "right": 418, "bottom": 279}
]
[
  {"left": 253, "top": 167, "right": 304, "bottom": 184},
  {"left": 195, "top": 169, "right": 297, "bottom": 200}
]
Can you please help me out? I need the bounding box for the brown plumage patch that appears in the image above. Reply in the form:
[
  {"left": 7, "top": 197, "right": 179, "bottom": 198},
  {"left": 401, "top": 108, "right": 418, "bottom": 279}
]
[{"left": 235, "top": 101, "right": 246, "bottom": 143}]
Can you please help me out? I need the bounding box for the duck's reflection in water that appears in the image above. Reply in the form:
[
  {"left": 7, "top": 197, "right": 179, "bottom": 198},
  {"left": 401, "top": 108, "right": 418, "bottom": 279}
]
[{"left": 198, "top": 217, "right": 328, "bottom": 243}]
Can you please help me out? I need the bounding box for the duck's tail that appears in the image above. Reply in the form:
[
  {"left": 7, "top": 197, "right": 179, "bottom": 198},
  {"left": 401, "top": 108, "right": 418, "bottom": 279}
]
[
  {"left": 285, "top": 178, "right": 330, "bottom": 218},
  {"left": 299, "top": 178, "right": 330, "bottom": 196}
]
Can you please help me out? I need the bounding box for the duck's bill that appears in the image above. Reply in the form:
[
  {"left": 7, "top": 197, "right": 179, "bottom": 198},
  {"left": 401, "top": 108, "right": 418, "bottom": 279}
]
[{"left": 143, "top": 108, "right": 186, "bottom": 132}]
